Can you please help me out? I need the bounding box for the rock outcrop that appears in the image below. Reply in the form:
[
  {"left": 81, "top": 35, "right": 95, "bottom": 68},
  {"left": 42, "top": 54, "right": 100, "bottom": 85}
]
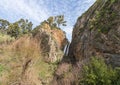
[
  {"left": 34, "top": 25, "right": 68, "bottom": 63},
  {"left": 52, "top": 0, "right": 120, "bottom": 84},
  {"left": 69, "top": 0, "right": 120, "bottom": 66}
]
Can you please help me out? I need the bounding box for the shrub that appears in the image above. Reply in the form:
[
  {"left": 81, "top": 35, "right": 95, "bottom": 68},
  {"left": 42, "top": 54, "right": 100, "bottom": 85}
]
[
  {"left": 80, "top": 57, "right": 119, "bottom": 85},
  {"left": 112, "top": 68, "right": 120, "bottom": 85},
  {"left": 0, "top": 32, "right": 15, "bottom": 44}
]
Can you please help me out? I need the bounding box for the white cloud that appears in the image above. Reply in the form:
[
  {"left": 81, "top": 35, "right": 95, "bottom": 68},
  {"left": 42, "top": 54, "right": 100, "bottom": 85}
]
[
  {"left": 0, "top": 0, "right": 96, "bottom": 40},
  {"left": 0, "top": 0, "right": 50, "bottom": 24}
]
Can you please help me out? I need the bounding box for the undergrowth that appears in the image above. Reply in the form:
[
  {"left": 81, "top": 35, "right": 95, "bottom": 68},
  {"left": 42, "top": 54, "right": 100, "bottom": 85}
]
[{"left": 80, "top": 57, "right": 120, "bottom": 85}]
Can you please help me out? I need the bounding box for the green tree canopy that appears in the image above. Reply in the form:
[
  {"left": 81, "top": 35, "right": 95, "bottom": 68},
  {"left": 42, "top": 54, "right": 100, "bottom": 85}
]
[
  {"left": 46, "top": 15, "right": 67, "bottom": 29},
  {"left": 17, "top": 19, "right": 33, "bottom": 33},
  {"left": 7, "top": 19, "right": 33, "bottom": 38},
  {"left": 0, "top": 19, "right": 10, "bottom": 33},
  {"left": 55, "top": 15, "right": 67, "bottom": 27}
]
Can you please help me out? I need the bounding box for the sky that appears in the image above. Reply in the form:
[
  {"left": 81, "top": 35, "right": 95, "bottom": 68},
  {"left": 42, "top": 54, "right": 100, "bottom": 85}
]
[{"left": 0, "top": 0, "right": 96, "bottom": 41}]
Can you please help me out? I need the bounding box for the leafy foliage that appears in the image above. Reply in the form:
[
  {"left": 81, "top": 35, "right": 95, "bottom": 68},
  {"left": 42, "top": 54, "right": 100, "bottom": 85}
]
[
  {"left": 111, "top": 68, "right": 120, "bottom": 85},
  {"left": 7, "top": 19, "right": 33, "bottom": 38},
  {"left": 80, "top": 57, "right": 120, "bottom": 85},
  {"left": 17, "top": 19, "right": 33, "bottom": 33},
  {"left": 0, "top": 19, "right": 10, "bottom": 30},
  {"left": 0, "top": 32, "right": 15, "bottom": 44},
  {"left": 55, "top": 15, "right": 67, "bottom": 27},
  {"left": 41, "top": 15, "right": 66, "bottom": 29},
  {"left": 0, "top": 19, "right": 33, "bottom": 38},
  {"left": 7, "top": 23, "right": 22, "bottom": 38}
]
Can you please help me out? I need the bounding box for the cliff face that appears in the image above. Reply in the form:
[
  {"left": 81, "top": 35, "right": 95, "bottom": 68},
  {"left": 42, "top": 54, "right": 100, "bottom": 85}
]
[
  {"left": 52, "top": 0, "right": 120, "bottom": 85},
  {"left": 69, "top": 0, "right": 120, "bottom": 66},
  {"left": 34, "top": 25, "right": 68, "bottom": 63}
]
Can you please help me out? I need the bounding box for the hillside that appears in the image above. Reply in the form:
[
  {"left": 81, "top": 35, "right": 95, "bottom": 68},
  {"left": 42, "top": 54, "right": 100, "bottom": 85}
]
[{"left": 0, "top": 16, "right": 68, "bottom": 85}]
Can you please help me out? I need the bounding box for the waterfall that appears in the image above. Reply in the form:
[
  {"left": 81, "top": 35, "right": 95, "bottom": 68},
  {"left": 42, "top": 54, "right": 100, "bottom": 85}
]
[{"left": 64, "top": 43, "right": 70, "bottom": 56}]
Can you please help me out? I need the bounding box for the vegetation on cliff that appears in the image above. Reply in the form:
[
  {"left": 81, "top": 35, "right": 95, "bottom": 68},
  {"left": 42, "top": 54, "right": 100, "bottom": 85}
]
[
  {"left": 90, "top": 0, "right": 119, "bottom": 33},
  {"left": 32, "top": 15, "right": 66, "bottom": 36}
]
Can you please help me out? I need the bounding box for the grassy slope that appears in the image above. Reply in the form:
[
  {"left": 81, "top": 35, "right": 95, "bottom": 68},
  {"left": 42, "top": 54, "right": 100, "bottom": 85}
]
[{"left": 0, "top": 35, "right": 57, "bottom": 85}]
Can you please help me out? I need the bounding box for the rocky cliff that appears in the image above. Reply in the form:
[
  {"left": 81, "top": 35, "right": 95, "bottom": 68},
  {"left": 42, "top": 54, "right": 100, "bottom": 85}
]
[
  {"left": 34, "top": 24, "right": 68, "bottom": 63},
  {"left": 52, "top": 0, "right": 120, "bottom": 84},
  {"left": 69, "top": 0, "right": 120, "bottom": 66}
]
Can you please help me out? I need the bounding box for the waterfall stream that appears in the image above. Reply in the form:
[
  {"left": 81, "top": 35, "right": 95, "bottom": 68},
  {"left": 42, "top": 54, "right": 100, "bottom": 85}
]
[{"left": 64, "top": 43, "right": 70, "bottom": 56}]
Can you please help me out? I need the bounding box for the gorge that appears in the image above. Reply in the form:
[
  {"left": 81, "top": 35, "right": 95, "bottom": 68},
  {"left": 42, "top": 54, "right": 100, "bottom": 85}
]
[
  {"left": 52, "top": 0, "right": 120, "bottom": 85},
  {"left": 0, "top": 0, "right": 120, "bottom": 85}
]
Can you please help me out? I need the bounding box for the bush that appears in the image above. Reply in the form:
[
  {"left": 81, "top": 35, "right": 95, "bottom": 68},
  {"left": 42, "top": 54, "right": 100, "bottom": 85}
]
[
  {"left": 0, "top": 32, "right": 15, "bottom": 44},
  {"left": 112, "top": 68, "right": 120, "bottom": 85},
  {"left": 80, "top": 57, "right": 120, "bottom": 85}
]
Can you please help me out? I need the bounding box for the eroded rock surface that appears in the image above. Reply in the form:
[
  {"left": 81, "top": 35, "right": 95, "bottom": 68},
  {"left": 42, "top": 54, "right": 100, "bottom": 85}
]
[
  {"left": 53, "top": 0, "right": 120, "bottom": 85},
  {"left": 34, "top": 27, "right": 68, "bottom": 63}
]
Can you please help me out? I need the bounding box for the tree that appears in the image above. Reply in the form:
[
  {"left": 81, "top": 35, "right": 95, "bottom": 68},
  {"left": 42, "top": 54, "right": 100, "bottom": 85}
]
[
  {"left": 17, "top": 19, "right": 33, "bottom": 34},
  {"left": 55, "top": 15, "right": 67, "bottom": 28},
  {"left": 7, "top": 23, "right": 22, "bottom": 38},
  {"left": 46, "top": 15, "right": 67, "bottom": 29},
  {"left": 7, "top": 19, "right": 33, "bottom": 38},
  {"left": 32, "top": 15, "right": 67, "bottom": 36},
  {"left": 27, "top": 22, "right": 33, "bottom": 32},
  {"left": 0, "top": 19, "right": 10, "bottom": 33}
]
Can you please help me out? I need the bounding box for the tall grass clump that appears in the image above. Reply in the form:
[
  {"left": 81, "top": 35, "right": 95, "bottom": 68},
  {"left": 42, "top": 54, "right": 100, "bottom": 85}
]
[
  {"left": 0, "top": 35, "right": 41, "bottom": 84},
  {"left": 11, "top": 35, "right": 40, "bottom": 60}
]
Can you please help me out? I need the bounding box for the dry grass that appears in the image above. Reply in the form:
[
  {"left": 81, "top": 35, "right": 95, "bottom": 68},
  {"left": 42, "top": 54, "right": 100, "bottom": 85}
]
[
  {"left": 0, "top": 35, "right": 57, "bottom": 85},
  {"left": 0, "top": 35, "right": 42, "bottom": 84},
  {"left": 11, "top": 35, "right": 40, "bottom": 59}
]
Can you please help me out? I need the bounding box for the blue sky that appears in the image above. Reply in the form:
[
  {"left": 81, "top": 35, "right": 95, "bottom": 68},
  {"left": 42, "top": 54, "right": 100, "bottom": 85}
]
[{"left": 0, "top": 0, "right": 96, "bottom": 40}]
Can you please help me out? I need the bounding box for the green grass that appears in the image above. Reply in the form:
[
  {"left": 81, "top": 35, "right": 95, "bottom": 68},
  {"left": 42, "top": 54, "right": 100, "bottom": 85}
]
[{"left": 0, "top": 64, "right": 5, "bottom": 76}]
